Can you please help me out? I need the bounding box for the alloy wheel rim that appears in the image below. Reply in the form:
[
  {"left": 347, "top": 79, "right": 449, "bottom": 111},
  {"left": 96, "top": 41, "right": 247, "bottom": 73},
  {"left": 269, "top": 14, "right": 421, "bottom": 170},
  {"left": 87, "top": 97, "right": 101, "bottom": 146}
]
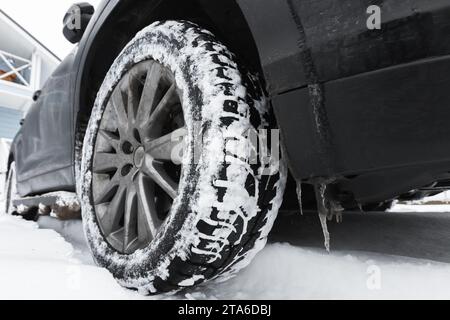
[{"left": 92, "top": 60, "right": 186, "bottom": 254}]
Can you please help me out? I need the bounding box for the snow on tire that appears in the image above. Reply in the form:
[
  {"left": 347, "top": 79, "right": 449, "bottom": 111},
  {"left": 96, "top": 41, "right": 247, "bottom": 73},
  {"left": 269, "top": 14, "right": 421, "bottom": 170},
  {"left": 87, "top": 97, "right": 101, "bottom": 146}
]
[{"left": 79, "top": 20, "right": 286, "bottom": 294}]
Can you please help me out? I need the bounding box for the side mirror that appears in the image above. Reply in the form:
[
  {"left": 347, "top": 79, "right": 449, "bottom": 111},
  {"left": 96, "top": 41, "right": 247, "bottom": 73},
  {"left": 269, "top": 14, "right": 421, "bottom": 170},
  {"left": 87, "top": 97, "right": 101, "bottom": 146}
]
[{"left": 63, "top": 3, "right": 95, "bottom": 44}]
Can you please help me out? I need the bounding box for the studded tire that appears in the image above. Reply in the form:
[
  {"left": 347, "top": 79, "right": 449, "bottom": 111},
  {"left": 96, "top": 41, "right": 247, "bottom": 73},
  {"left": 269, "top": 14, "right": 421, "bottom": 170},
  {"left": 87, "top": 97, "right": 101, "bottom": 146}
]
[{"left": 79, "top": 21, "right": 286, "bottom": 294}]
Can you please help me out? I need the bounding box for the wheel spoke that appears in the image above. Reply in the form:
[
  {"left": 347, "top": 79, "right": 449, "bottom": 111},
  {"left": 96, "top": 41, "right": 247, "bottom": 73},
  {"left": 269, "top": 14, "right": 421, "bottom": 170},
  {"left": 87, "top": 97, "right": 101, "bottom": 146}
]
[
  {"left": 97, "top": 129, "right": 120, "bottom": 152},
  {"left": 123, "top": 185, "right": 138, "bottom": 252},
  {"left": 127, "top": 71, "right": 142, "bottom": 123},
  {"left": 141, "top": 158, "right": 178, "bottom": 199},
  {"left": 142, "top": 83, "right": 178, "bottom": 129},
  {"left": 101, "top": 184, "right": 126, "bottom": 236},
  {"left": 111, "top": 88, "right": 128, "bottom": 131},
  {"left": 135, "top": 173, "right": 161, "bottom": 240},
  {"left": 137, "top": 63, "right": 163, "bottom": 125},
  {"left": 107, "top": 229, "right": 125, "bottom": 251},
  {"left": 144, "top": 127, "right": 187, "bottom": 162},
  {"left": 93, "top": 152, "right": 121, "bottom": 173},
  {"left": 94, "top": 178, "right": 119, "bottom": 205}
]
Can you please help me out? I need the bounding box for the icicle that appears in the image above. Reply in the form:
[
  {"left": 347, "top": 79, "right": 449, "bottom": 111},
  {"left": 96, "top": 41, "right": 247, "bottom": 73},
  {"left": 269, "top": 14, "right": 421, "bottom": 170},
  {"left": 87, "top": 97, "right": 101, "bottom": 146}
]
[
  {"left": 315, "top": 182, "right": 331, "bottom": 252},
  {"left": 358, "top": 203, "right": 364, "bottom": 213},
  {"left": 318, "top": 209, "right": 331, "bottom": 252},
  {"left": 313, "top": 179, "right": 344, "bottom": 251},
  {"left": 330, "top": 201, "right": 344, "bottom": 223},
  {"left": 296, "top": 181, "right": 304, "bottom": 215}
]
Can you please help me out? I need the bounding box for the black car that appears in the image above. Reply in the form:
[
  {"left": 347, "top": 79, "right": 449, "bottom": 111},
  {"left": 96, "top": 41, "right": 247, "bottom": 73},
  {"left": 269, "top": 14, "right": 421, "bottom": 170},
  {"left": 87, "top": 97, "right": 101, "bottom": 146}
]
[{"left": 4, "top": 0, "right": 450, "bottom": 294}]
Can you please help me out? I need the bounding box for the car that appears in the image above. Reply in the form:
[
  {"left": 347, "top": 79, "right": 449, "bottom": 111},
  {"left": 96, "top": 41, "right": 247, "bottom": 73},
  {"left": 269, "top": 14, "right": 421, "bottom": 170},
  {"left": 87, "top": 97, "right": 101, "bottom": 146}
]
[{"left": 3, "top": 0, "right": 450, "bottom": 294}]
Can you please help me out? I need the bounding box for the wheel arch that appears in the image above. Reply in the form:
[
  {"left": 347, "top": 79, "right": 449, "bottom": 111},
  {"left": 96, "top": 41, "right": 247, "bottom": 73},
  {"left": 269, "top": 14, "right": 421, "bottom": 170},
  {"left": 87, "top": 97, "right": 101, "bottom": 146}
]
[
  {"left": 74, "top": 0, "right": 262, "bottom": 148},
  {"left": 7, "top": 153, "right": 14, "bottom": 173}
]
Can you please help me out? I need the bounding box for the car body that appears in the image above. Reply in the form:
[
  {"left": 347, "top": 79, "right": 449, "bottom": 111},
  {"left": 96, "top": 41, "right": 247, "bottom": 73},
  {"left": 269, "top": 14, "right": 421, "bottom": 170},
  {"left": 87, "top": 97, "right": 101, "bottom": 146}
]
[{"left": 8, "top": 0, "right": 450, "bottom": 209}]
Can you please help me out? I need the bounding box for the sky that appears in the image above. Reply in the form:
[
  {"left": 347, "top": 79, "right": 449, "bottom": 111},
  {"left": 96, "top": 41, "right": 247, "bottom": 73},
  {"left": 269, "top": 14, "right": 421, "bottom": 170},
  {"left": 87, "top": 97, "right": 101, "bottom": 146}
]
[{"left": 1, "top": 0, "right": 102, "bottom": 59}]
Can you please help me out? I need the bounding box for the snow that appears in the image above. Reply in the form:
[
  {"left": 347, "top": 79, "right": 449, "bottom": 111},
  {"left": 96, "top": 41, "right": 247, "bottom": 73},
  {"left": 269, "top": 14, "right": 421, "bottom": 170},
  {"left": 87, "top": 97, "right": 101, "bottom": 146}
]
[
  {"left": 0, "top": 215, "right": 146, "bottom": 300},
  {"left": 424, "top": 191, "right": 450, "bottom": 203},
  {"left": 390, "top": 203, "right": 450, "bottom": 213},
  {"left": 0, "top": 187, "right": 4, "bottom": 213},
  {"left": 1, "top": 212, "right": 450, "bottom": 299},
  {"left": 390, "top": 193, "right": 450, "bottom": 212},
  {"left": 204, "top": 243, "right": 450, "bottom": 300}
]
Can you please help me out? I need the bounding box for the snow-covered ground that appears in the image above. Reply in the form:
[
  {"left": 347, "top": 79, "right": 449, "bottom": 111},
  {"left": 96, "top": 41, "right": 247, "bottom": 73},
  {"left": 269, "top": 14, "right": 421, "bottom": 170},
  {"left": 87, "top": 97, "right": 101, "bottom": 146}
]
[
  {"left": 0, "top": 215, "right": 145, "bottom": 300},
  {"left": 389, "top": 192, "right": 450, "bottom": 212},
  {"left": 390, "top": 203, "right": 450, "bottom": 213},
  {"left": 389, "top": 191, "right": 450, "bottom": 212},
  {"left": 2, "top": 212, "right": 450, "bottom": 299}
]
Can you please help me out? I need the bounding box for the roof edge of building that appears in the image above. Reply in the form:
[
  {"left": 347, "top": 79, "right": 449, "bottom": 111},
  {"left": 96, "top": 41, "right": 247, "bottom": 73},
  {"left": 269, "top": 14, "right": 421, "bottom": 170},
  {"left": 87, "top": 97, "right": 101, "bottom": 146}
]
[{"left": 0, "top": 9, "right": 62, "bottom": 62}]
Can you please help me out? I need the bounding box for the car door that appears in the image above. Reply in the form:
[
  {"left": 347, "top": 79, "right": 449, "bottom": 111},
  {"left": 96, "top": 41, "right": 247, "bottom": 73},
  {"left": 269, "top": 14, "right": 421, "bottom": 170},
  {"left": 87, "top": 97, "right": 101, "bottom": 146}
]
[{"left": 15, "top": 51, "right": 77, "bottom": 196}]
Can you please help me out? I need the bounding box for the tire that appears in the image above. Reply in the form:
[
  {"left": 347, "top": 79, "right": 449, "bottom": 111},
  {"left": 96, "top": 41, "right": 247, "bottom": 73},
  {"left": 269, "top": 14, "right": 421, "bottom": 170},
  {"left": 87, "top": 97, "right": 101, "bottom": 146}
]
[
  {"left": 4, "top": 162, "right": 18, "bottom": 215},
  {"left": 79, "top": 21, "right": 286, "bottom": 294}
]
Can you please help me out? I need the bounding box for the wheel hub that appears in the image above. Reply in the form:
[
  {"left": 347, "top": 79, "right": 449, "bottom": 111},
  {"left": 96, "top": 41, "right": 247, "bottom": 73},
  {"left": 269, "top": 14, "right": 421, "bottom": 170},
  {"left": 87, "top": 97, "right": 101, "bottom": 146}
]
[{"left": 134, "top": 146, "right": 145, "bottom": 169}]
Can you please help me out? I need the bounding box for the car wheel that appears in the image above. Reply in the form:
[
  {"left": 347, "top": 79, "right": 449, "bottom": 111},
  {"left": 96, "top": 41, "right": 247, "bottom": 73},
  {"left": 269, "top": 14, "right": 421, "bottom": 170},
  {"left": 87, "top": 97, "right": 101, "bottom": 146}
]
[
  {"left": 79, "top": 21, "right": 286, "bottom": 294},
  {"left": 4, "top": 162, "right": 18, "bottom": 215}
]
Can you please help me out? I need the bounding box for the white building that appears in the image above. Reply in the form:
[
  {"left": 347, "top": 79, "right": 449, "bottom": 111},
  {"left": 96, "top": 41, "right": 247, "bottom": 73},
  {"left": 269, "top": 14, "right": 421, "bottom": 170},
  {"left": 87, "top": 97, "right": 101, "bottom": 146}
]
[{"left": 0, "top": 9, "right": 60, "bottom": 140}]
